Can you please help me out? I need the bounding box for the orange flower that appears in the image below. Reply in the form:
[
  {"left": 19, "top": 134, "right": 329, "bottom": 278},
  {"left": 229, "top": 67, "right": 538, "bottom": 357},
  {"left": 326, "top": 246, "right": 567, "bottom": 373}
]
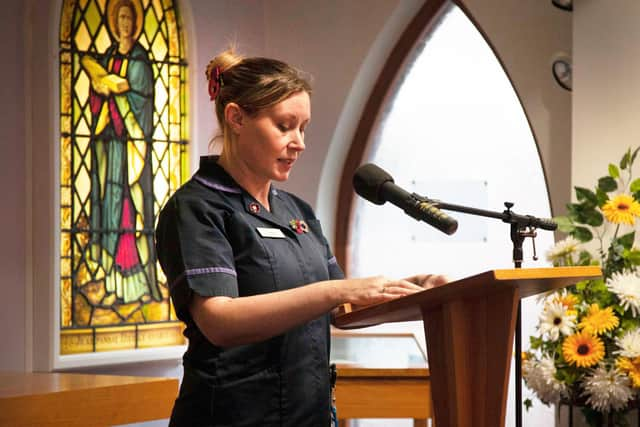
[{"left": 562, "top": 331, "right": 605, "bottom": 368}]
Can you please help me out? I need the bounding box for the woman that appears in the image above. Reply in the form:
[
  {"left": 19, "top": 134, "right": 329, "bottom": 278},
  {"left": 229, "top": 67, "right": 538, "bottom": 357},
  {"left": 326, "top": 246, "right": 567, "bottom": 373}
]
[
  {"left": 87, "top": 0, "right": 159, "bottom": 303},
  {"left": 155, "top": 49, "right": 446, "bottom": 427}
]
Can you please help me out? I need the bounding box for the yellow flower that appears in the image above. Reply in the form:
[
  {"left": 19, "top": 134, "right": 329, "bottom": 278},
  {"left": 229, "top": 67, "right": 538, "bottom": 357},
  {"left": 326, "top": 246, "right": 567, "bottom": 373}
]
[
  {"left": 602, "top": 194, "right": 640, "bottom": 225},
  {"left": 562, "top": 331, "right": 605, "bottom": 368},
  {"left": 578, "top": 304, "right": 619, "bottom": 335},
  {"left": 617, "top": 357, "right": 640, "bottom": 388},
  {"left": 552, "top": 292, "right": 579, "bottom": 310}
]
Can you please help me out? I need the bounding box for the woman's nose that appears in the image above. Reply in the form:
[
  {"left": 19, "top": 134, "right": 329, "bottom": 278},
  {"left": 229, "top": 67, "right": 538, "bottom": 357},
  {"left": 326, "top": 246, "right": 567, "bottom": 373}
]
[{"left": 290, "top": 130, "right": 305, "bottom": 151}]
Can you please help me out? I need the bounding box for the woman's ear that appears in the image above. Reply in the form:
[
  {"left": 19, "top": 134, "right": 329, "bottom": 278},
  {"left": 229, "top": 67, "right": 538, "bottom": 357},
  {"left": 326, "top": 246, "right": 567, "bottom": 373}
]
[{"left": 224, "top": 103, "right": 244, "bottom": 134}]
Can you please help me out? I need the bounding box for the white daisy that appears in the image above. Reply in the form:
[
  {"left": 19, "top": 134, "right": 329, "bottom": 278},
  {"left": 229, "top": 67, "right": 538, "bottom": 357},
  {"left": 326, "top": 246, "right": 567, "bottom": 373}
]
[
  {"left": 523, "top": 356, "right": 568, "bottom": 404},
  {"left": 607, "top": 272, "right": 640, "bottom": 317},
  {"left": 545, "top": 236, "right": 581, "bottom": 265},
  {"left": 582, "top": 364, "right": 633, "bottom": 412},
  {"left": 538, "top": 301, "right": 576, "bottom": 341},
  {"left": 615, "top": 328, "right": 640, "bottom": 358}
]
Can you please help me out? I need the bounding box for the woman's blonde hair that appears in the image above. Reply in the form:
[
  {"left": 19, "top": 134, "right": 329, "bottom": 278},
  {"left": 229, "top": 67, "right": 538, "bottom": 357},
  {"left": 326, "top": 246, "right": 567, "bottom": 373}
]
[{"left": 205, "top": 48, "right": 312, "bottom": 153}]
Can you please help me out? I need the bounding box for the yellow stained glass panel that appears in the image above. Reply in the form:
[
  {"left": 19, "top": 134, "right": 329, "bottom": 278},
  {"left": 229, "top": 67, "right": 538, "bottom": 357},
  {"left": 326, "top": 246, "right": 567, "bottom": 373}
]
[
  {"left": 144, "top": 8, "right": 159, "bottom": 44},
  {"left": 61, "top": 186, "right": 71, "bottom": 206},
  {"left": 61, "top": 65, "right": 71, "bottom": 112},
  {"left": 152, "top": 0, "right": 163, "bottom": 21},
  {"left": 74, "top": 21, "right": 91, "bottom": 51},
  {"left": 151, "top": 31, "right": 168, "bottom": 61},
  {"left": 61, "top": 278, "right": 72, "bottom": 327},
  {"left": 166, "top": 10, "right": 178, "bottom": 57},
  {"left": 60, "top": 0, "right": 74, "bottom": 40},
  {"left": 61, "top": 115, "right": 71, "bottom": 135},
  {"left": 75, "top": 166, "right": 91, "bottom": 206},
  {"left": 61, "top": 207, "right": 71, "bottom": 229},
  {"left": 61, "top": 258, "right": 71, "bottom": 278},
  {"left": 169, "top": 75, "right": 179, "bottom": 122},
  {"left": 95, "top": 25, "right": 111, "bottom": 53}
]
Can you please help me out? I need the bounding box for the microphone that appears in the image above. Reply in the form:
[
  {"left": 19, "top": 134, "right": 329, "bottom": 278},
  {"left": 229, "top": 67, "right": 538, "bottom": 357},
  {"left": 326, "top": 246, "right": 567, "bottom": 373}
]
[{"left": 353, "top": 163, "right": 458, "bottom": 235}]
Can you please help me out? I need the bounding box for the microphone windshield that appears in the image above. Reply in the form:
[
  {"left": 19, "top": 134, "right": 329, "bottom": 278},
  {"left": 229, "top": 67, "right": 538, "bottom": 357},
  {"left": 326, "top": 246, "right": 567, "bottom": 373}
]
[{"left": 353, "top": 163, "right": 394, "bottom": 205}]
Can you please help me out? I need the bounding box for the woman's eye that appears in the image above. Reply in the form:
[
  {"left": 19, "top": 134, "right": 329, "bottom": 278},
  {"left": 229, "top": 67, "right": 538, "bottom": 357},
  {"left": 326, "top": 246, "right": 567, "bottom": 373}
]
[{"left": 278, "top": 124, "right": 289, "bottom": 132}]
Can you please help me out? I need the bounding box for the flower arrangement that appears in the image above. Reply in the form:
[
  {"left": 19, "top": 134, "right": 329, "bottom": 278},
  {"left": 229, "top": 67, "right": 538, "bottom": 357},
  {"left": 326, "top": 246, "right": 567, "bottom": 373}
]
[{"left": 523, "top": 147, "right": 640, "bottom": 426}]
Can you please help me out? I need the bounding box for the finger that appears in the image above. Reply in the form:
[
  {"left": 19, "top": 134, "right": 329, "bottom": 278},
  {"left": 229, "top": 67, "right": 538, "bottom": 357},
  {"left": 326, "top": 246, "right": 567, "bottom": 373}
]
[
  {"left": 382, "top": 281, "right": 424, "bottom": 295},
  {"left": 394, "top": 279, "right": 426, "bottom": 290},
  {"left": 424, "top": 274, "right": 449, "bottom": 288}
]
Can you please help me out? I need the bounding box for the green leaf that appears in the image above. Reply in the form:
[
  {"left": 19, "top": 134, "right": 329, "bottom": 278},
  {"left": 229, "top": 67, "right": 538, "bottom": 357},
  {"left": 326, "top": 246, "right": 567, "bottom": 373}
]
[
  {"left": 571, "top": 226, "right": 593, "bottom": 242},
  {"left": 595, "top": 188, "right": 609, "bottom": 206},
  {"left": 631, "top": 146, "right": 640, "bottom": 166},
  {"left": 583, "top": 209, "right": 603, "bottom": 227},
  {"left": 631, "top": 179, "right": 640, "bottom": 194},
  {"left": 554, "top": 216, "right": 575, "bottom": 233},
  {"left": 575, "top": 279, "right": 589, "bottom": 291},
  {"left": 524, "top": 399, "right": 533, "bottom": 411},
  {"left": 529, "top": 336, "right": 543, "bottom": 349},
  {"left": 609, "top": 163, "right": 620, "bottom": 178},
  {"left": 624, "top": 249, "right": 640, "bottom": 265},
  {"left": 617, "top": 231, "right": 635, "bottom": 249},
  {"left": 598, "top": 176, "right": 618, "bottom": 192},
  {"left": 577, "top": 250, "right": 593, "bottom": 265},
  {"left": 575, "top": 187, "right": 598, "bottom": 206},
  {"left": 621, "top": 148, "right": 631, "bottom": 170}
]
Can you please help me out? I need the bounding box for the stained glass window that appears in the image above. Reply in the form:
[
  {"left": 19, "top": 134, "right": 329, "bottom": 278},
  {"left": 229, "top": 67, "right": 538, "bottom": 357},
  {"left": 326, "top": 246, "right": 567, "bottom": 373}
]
[{"left": 59, "top": 0, "right": 188, "bottom": 354}]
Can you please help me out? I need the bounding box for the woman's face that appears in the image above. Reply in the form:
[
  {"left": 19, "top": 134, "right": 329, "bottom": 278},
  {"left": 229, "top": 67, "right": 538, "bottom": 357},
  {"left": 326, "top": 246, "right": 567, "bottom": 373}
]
[
  {"left": 232, "top": 91, "right": 310, "bottom": 184},
  {"left": 117, "top": 5, "right": 134, "bottom": 39}
]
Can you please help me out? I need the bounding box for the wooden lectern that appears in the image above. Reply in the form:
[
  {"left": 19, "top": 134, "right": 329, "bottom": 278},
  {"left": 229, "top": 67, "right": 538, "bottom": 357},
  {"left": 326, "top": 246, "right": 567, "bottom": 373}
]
[{"left": 334, "top": 266, "right": 601, "bottom": 427}]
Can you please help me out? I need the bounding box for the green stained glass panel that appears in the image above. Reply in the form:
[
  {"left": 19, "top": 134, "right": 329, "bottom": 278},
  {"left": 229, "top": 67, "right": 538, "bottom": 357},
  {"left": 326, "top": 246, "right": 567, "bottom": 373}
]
[{"left": 85, "top": 1, "right": 100, "bottom": 36}]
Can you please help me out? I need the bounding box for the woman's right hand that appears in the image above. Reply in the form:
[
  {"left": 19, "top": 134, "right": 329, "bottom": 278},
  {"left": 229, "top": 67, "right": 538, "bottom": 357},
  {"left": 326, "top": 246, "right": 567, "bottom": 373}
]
[{"left": 338, "top": 275, "right": 425, "bottom": 307}]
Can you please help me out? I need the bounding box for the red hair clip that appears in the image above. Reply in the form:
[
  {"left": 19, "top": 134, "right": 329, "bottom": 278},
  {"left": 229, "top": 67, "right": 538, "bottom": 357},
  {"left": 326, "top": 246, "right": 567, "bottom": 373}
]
[{"left": 208, "top": 66, "right": 224, "bottom": 101}]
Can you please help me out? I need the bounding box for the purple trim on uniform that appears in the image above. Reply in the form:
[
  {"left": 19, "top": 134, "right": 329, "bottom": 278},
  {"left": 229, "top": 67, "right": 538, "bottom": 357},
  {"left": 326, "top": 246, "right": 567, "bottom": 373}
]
[
  {"left": 170, "top": 266, "right": 237, "bottom": 289},
  {"left": 328, "top": 256, "right": 338, "bottom": 265},
  {"left": 194, "top": 175, "right": 241, "bottom": 194},
  {"left": 185, "top": 266, "right": 237, "bottom": 277}
]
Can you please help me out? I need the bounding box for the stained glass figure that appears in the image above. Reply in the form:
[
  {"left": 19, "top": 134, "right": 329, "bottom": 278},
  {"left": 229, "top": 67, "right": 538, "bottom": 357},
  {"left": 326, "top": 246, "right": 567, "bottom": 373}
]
[{"left": 59, "top": 0, "right": 188, "bottom": 354}]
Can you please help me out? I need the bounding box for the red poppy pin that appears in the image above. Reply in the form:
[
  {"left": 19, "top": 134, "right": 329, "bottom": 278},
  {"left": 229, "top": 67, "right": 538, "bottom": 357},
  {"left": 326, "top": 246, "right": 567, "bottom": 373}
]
[
  {"left": 248, "top": 202, "right": 260, "bottom": 214},
  {"left": 289, "top": 219, "right": 309, "bottom": 234}
]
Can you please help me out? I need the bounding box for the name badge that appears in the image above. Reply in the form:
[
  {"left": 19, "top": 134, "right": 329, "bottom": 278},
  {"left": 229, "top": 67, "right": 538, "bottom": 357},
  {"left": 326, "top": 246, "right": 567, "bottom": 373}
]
[{"left": 257, "top": 227, "right": 286, "bottom": 239}]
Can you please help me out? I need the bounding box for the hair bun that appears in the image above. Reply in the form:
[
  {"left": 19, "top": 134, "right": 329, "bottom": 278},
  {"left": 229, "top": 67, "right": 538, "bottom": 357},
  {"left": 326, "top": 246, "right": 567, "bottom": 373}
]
[{"left": 205, "top": 48, "right": 244, "bottom": 81}]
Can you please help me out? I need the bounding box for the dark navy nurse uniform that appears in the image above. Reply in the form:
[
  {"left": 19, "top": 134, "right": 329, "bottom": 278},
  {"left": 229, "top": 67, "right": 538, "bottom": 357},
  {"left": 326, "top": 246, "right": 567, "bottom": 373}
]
[{"left": 155, "top": 155, "right": 344, "bottom": 427}]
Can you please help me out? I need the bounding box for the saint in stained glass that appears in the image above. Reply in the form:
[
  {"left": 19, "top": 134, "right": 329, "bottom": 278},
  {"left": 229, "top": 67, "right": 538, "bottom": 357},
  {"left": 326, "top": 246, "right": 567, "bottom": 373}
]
[
  {"left": 59, "top": 0, "right": 188, "bottom": 354},
  {"left": 83, "top": 0, "right": 158, "bottom": 303}
]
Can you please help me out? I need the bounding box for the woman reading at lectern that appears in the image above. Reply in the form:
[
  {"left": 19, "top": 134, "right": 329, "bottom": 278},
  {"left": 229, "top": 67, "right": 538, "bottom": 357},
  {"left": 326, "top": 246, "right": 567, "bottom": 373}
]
[{"left": 155, "top": 47, "right": 447, "bottom": 427}]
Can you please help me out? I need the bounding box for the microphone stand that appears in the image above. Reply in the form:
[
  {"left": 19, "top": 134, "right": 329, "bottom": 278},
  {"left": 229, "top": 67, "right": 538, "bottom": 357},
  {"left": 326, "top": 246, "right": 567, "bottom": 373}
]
[{"left": 419, "top": 196, "right": 556, "bottom": 427}]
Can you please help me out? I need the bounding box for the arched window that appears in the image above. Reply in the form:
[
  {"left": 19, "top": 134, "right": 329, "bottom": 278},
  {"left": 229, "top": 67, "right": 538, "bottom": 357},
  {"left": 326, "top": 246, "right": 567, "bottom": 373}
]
[
  {"left": 58, "top": 0, "right": 188, "bottom": 354},
  {"left": 334, "top": 3, "right": 555, "bottom": 425}
]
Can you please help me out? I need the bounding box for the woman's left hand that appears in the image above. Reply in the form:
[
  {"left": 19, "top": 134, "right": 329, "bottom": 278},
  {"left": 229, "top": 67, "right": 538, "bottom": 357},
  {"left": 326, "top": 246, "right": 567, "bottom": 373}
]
[{"left": 404, "top": 274, "right": 449, "bottom": 290}]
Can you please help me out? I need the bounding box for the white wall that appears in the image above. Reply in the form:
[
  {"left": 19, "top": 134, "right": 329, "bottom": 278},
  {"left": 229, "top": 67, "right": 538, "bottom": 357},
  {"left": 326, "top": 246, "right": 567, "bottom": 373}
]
[
  {"left": 0, "top": 0, "right": 27, "bottom": 372},
  {"left": 573, "top": 1, "right": 640, "bottom": 189}
]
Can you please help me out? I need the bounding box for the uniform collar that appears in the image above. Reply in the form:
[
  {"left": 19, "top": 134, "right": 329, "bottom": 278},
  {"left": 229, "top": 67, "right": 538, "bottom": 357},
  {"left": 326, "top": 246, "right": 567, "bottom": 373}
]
[
  {"left": 194, "top": 156, "right": 294, "bottom": 232},
  {"left": 193, "top": 155, "right": 243, "bottom": 194}
]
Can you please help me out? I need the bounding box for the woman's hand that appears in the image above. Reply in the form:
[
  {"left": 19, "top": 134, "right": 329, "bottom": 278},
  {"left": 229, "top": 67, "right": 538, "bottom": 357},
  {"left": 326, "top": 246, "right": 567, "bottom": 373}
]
[
  {"left": 404, "top": 274, "right": 449, "bottom": 290},
  {"left": 338, "top": 275, "right": 426, "bottom": 307}
]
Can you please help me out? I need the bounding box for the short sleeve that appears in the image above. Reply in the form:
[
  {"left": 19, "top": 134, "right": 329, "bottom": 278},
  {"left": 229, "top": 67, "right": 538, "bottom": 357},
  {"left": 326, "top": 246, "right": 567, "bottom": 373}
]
[{"left": 155, "top": 194, "right": 238, "bottom": 320}]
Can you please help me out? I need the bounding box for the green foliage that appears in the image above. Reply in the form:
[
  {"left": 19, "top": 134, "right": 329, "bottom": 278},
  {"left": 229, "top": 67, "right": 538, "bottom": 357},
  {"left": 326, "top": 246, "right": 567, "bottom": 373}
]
[{"left": 524, "top": 147, "right": 640, "bottom": 423}]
